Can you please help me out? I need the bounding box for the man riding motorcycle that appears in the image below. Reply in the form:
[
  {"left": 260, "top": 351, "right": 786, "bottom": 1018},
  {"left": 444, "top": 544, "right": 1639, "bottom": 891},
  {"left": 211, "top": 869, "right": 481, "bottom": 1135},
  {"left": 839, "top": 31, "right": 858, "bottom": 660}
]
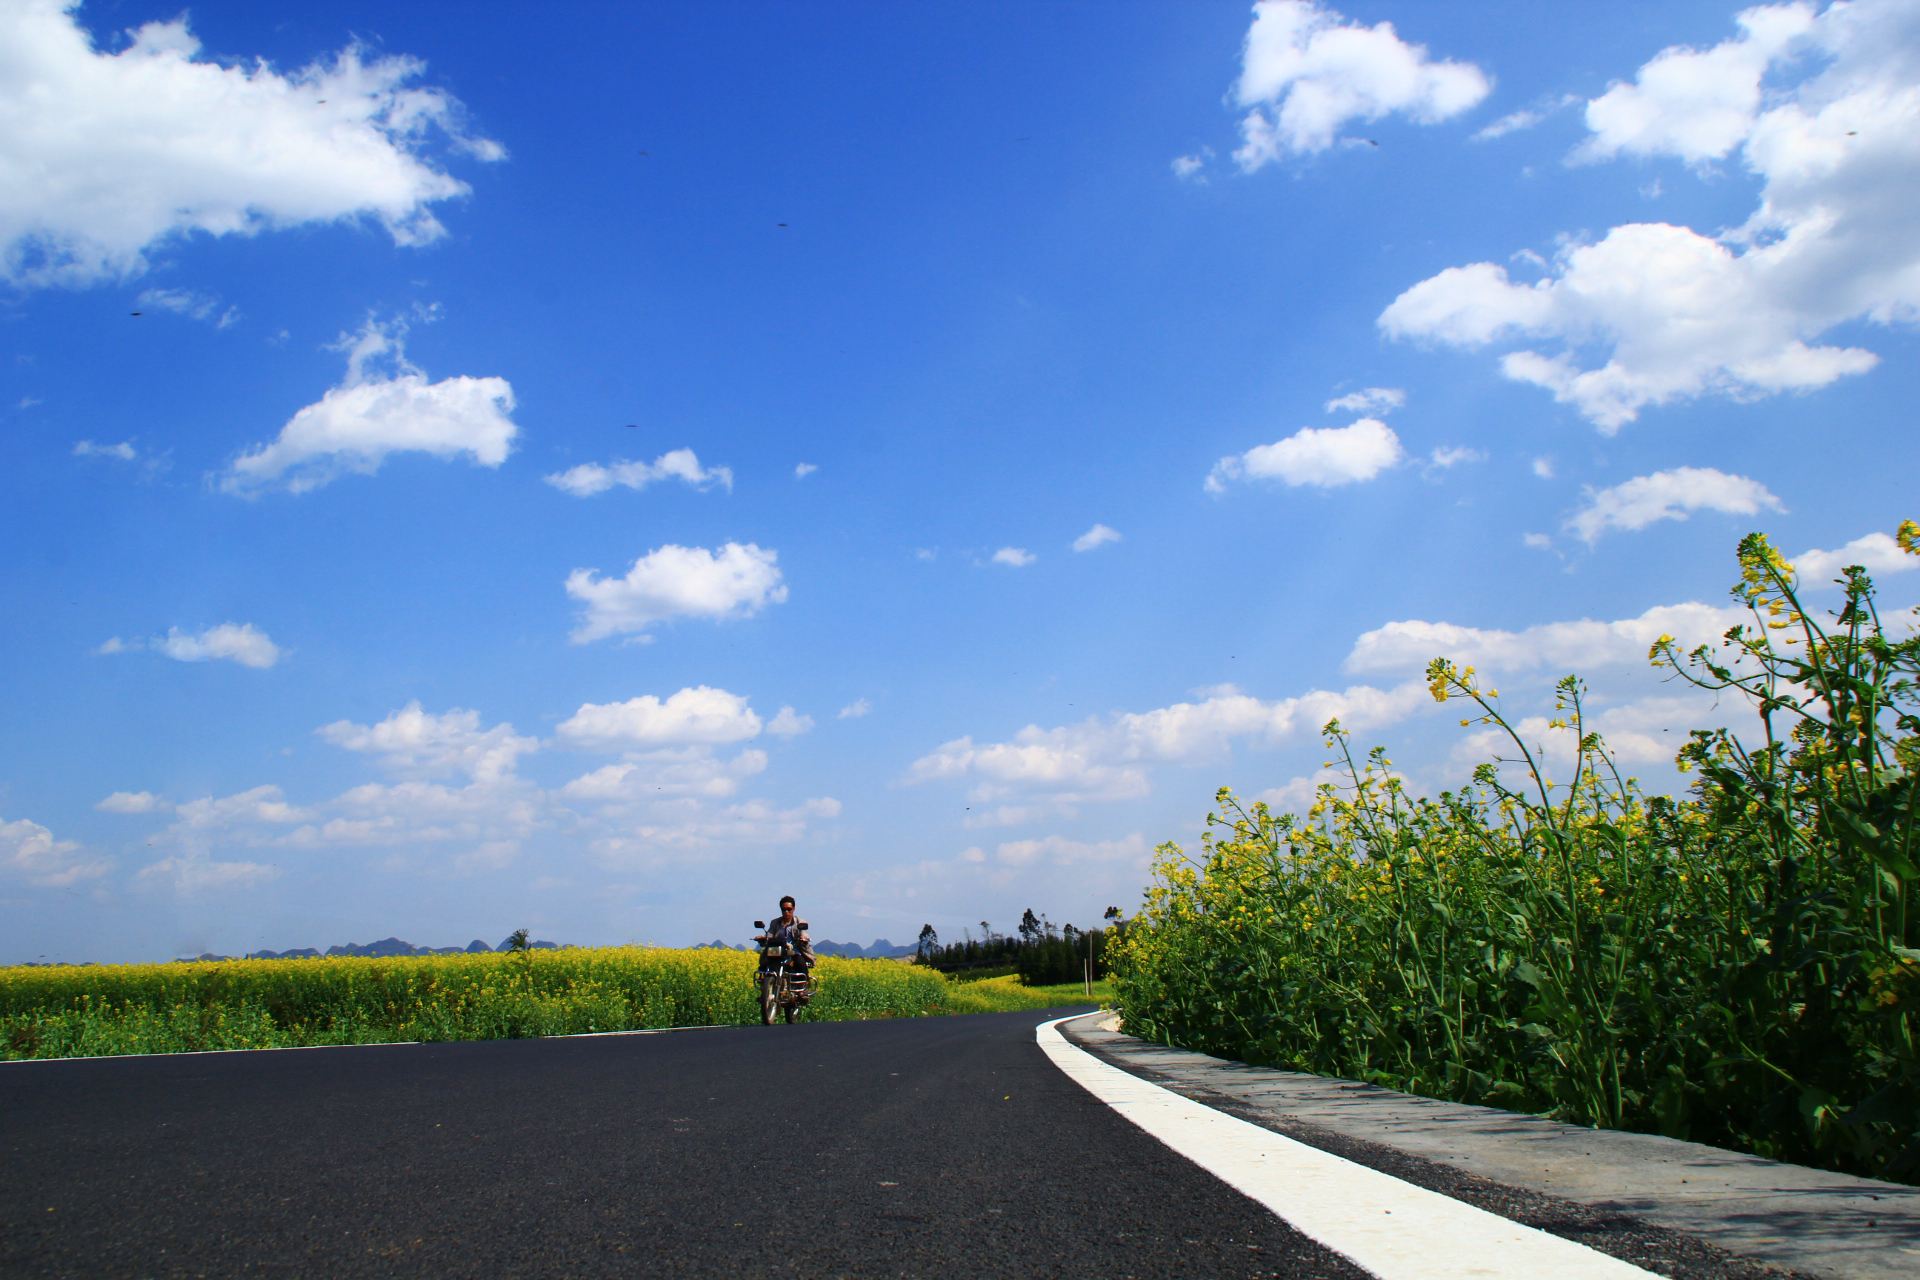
[
  {"left": 759, "top": 895, "right": 816, "bottom": 970},
  {"left": 753, "top": 895, "right": 817, "bottom": 1023}
]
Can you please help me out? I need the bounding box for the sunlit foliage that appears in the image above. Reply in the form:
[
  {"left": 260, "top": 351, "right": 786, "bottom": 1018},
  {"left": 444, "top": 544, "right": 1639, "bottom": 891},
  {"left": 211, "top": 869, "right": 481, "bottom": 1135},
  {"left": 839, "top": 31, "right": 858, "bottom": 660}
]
[{"left": 1113, "top": 525, "right": 1920, "bottom": 1183}]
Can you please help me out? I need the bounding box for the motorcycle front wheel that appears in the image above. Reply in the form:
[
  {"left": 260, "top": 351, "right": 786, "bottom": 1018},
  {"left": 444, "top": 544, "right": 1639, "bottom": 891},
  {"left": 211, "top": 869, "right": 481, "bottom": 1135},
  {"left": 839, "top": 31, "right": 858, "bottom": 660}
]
[{"left": 760, "top": 978, "right": 778, "bottom": 1026}]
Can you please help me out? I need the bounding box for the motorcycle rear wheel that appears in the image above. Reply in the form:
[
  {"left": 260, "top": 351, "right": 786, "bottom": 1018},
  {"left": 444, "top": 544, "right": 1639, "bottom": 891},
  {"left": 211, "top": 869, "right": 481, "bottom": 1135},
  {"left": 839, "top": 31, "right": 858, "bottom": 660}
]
[{"left": 782, "top": 1003, "right": 798, "bottom": 1024}]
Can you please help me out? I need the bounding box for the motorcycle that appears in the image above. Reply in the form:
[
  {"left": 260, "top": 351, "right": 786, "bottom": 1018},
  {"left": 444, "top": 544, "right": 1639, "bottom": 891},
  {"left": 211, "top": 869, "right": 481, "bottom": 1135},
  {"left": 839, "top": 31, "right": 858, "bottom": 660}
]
[{"left": 752, "top": 919, "right": 813, "bottom": 1025}]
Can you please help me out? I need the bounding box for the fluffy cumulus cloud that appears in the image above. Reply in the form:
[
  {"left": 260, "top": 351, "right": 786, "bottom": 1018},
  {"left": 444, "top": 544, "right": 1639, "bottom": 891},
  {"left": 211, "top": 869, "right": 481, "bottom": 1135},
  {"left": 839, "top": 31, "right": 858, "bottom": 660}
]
[
  {"left": 98, "top": 622, "right": 282, "bottom": 669},
  {"left": 1380, "top": 0, "right": 1920, "bottom": 429},
  {"left": 97, "top": 790, "right": 167, "bottom": 814},
  {"left": 1566, "top": 467, "right": 1785, "bottom": 543},
  {"left": 544, "top": 448, "right": 732, "bottom": 498},
  {"left": 1575, "top": 3, "right": 1818, "bottom": 165},
  {"left": 1233, "top": 0, "right": 1490, "bottom": 168},
  {"left": 1795, "top": 530, "right": 1920, "bottom": 582},
  {"left": 992, "top": 547, "right": 1036, "bottom": 568},
  {"left": 908, "top": 680, "right": 1430, "bottom": 813},
  {"left": 73, "top": 439, "right": 137, "bottom": 462},
  {"left": 566, "top": 542, "right": 787, "bottom": 644},
  {"left": 1345, "top": 600, "right": 1751, "bottom": 676},
  {"left": 0, "top": 0, "right": 501, "bottom": 287},
  {"left": 561, "top": 748, "right": 769, "bottom": 803},
  {"left": 2, "top": 814, "right": 110, "bottom": 887},
  {"left": 318, "top": 702, "right": 538, "bottom": 783},
  {"left": 837, "top": 698, "right": 873, "bottom": 720},
  {"left": 1072, "top": 523, "right": 1122, "bottom": 552},
  {"left": 557, "top": 686, "right": 763, "bottom": 750},
  {"left": 220, "top": 317, "right": 516, "bottom": 495},
  {"left": 767, "top": 706, "right": 814, "bottom": 737},
  {"left": 1207, "top": 418, "right": 1403, "bottom": 491}
]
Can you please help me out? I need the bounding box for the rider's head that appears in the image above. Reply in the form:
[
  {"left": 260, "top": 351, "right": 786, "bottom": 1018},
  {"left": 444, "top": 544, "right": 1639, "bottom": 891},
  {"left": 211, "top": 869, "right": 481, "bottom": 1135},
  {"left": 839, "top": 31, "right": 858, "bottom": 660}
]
[{"left": 778, "top": 895, "right": 796, "bottom": 921}]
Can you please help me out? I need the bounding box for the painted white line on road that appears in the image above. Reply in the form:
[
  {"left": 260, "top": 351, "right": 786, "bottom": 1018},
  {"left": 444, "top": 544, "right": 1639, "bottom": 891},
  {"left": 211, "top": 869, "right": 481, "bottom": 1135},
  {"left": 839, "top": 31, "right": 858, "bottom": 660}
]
[{"left": 1036, "top": 1013, "right": 1655, "bottom": 1280}]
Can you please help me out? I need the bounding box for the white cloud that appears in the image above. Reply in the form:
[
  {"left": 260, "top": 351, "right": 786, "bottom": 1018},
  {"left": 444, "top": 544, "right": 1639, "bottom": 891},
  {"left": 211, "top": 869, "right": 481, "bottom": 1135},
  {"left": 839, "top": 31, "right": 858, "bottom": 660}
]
[
  {"left": 767, "top": 706, "right": 814, "bottom": 737},
  {"left": 1532, "top": 456, "right": 1556, "bottom": 479},
  {"left": 586, "top": 795, "right": 840, "bottom": 862},
  {"left": 1426, "top": 445, "right": 1485, "bottom": 470},
  {"left": 1345, "top": 600, "right": 1751, "bottom": 676},
  {"left": 159, "top": 623, "right": 281, "bottom": 668},
  {"left": 174, "top": 785, "right": 312, "bottom": 831},
  {"left": 97, "top": 790, "right": 167, "bottom": 814},
  {"left": 1072, "top": 523, "right": 1123, "bottom": 553},
  {"left": 1, "top": 815, "right": 110, "bottom": 887},
  {"left": 1451, "top": 694, "right": 1748, "bottom": 773},
  {"left": 1256, "top": 775, "right": 1322, "bottom": 813},
  {"left": 794, "top": 462, "right": 818, "bottom": 479},
  {"left": 992, "top": 547, "right": 1036, "bottom": 568},
  {"left": 1473, "top": 108, "right": 1544, "bottom": 141},
  {"left": 1207, "top": 418, "right": 1403, "bottom": 491},
  {"left": 1566, "top": 467, "right": 1785, "bottom": 543},
  {"left": 558, "top": 686, "right": 763, "bottom": 749},
  {"left": 566, "top": 542, "right": 787, "bottom": 644},
  {"left": 907, "top": 680, "right": 1431, "bottom": 809},
  {"left": 544, "top": 448, "right": 732, "bottom": 498},
  {"left": 991, "top": 833, "right": 1150, "bottom": 869},
  {"left": 136, "top": 854, "right": 279, "bottom": 894},
  {"left": 1576, "top": 3, "right": 1817, "bottom": 165},
  {"left": 561, "top": 748, "right": 768, "bottom": 802},
  {"left": 0, "top": 1, "right": 500, "bottom": 287},
  {"left": 220, "top": 317, "right": 516, "bottom": 494},
  {"left": 1381, "top": 0, "right": 1920, "bottom": 429},
  {"left": 73, "top": 439, "right": 136, "bottom": 461},
  {"left": 1523, "top": 532, "right": 1554, "bottom": 551},
  {"left": 1172, "top": 151, "right": 1210, "bottom": 181},
  {"left": 1233, "top": 0, "right": 1491, "bottom": 168},
  {"left": 1324, "top": 386, "right": 1404, "bottom": 414},
  {"left": 837, "top": 698, "right": 872, "bottom": 720},
  {"left": 135, "top": 287, "right": 237, "bottom": 328},
  {"left": 318, "top": 702, "right": 537, "bottom": 782},
  {"left": 1795, "top": 530, "right": 1919, "bottom": 582},
  {"left": 104, "top": 622, "right": 281, "bottom": 669},
  {"left": 279, "top": 778, "right": 541, "bottom": 852}
]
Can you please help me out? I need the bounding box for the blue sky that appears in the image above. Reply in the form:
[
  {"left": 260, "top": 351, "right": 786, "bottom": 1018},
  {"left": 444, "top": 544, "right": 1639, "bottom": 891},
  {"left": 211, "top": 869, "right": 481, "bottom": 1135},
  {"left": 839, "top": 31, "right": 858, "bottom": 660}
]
[{"left": 3, "top": 0, "right": 1915, "bottom": 963}]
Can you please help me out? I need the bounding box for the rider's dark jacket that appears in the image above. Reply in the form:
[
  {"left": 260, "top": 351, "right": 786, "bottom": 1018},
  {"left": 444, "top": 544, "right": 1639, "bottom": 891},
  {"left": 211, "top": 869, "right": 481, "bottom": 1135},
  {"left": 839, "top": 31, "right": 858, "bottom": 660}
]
[{"left": 763, "top": 916, "right": 816, "bottom": 968}]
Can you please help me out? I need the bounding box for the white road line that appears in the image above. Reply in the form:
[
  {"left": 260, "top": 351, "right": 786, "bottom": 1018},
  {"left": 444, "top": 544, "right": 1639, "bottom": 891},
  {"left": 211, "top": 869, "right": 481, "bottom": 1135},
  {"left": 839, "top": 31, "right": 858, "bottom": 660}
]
[{"left": 1037, "top": 1013, "right": 1656, "bottom": 1280}]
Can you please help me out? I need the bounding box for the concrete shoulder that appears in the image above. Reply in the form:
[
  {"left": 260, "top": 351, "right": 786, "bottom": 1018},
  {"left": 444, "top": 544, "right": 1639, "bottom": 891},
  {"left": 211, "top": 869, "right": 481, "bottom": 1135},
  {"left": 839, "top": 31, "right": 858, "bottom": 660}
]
[{"left": 1062, "top": 1014, "right": 1920, "bottom": 1280}]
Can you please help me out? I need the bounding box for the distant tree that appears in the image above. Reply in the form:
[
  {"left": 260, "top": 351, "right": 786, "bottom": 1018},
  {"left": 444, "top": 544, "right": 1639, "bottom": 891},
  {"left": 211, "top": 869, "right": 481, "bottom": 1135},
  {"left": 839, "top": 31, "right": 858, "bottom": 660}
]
[
  {"left": 1018, "top": 908, "right": 1041, "bottom": 944},
  {"left": 980, "top": 920, "right": 992, "bottom": 943},
  {"left": 916, "top": 923, "right": 938, "bottom": 961}
]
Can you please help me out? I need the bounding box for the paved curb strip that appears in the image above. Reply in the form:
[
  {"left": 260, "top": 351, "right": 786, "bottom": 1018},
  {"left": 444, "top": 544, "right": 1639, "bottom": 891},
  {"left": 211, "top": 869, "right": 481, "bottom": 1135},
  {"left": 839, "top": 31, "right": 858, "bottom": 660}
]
[
  {"left": 1062, "top": 1014, "right": 1920, "bottom": 1280},
  {"left": 1037, "top": 1012, "right": 1656, "bottom": 1279}
]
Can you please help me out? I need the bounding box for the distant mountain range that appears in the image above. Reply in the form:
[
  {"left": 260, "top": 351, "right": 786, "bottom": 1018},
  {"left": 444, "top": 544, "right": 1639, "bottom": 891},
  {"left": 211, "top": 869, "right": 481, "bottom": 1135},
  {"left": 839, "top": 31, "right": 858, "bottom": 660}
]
[
  {"left": 698, "top": 938, "right": 917, "bottom": 959},
  {"left": 176, "top": 936, "right": 567, "bottom": 963},
  {"left": 161, "top": 934, "right": 914, "bottom": 964}
]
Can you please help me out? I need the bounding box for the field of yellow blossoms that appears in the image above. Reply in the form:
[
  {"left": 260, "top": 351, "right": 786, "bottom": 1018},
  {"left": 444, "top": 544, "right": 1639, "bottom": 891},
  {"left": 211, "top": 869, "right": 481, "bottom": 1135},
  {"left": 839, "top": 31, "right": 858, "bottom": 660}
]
[
  {"left": 0, "top": 946, "right": 1081, "bottom": 1061},
  {"left": 1111, "top": 525, "right": 1920, "bottom": 1185}
]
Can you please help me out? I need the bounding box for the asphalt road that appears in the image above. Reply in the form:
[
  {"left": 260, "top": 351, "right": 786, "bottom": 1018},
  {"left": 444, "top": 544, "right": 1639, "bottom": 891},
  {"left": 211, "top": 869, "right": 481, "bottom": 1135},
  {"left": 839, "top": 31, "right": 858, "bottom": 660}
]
[{"left": 2, "top": 1009, "right": 1371, "bottom": 1278}]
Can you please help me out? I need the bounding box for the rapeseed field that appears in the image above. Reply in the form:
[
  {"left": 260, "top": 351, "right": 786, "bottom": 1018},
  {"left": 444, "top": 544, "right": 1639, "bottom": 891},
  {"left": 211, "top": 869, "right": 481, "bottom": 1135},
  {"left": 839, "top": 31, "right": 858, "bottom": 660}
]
[
  {"left": 1112, "top": 526, "right": 1920, "bottom": 1184},
  {"left": 0, "top": 946, "right": 987, "bottom": 1059}
]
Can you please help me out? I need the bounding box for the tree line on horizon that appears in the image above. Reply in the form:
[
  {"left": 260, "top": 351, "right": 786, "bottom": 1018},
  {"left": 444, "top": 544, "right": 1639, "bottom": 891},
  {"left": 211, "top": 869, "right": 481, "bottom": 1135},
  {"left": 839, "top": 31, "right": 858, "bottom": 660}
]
[{"left": 913, "top": 907, "right": 1122, "bottom": 985}]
